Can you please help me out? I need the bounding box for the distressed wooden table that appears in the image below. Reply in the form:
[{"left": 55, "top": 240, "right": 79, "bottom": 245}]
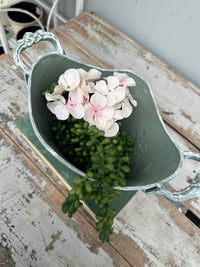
[{"left": 0, "top": 11, "right": 200, "bottom": 266}]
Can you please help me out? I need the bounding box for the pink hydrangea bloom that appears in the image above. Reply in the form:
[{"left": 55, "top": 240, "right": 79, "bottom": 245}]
[
  {"left": 46, "top": 68, "right": 137, "bottom": 137},
  {"left": 84, "top": 92, "right": 114, "bottom": 130}
]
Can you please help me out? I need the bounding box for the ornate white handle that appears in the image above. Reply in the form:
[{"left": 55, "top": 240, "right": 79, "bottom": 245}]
[
  {"left": 13, "top": 30, "right": 64, "bottom": 79},
  {"left": 146, "top": 151, "right": 200, "bottom": 201}
]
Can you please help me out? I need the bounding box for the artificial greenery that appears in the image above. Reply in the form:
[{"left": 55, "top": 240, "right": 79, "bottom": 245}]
[{"left": 44, "top": 82, "right": 134, "bottom": 243}]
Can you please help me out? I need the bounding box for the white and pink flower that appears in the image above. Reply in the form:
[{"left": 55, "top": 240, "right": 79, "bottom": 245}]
[
  {"left": 47, "top": 89, "right": 85, "bottom": 120},
  {"left": 45, "top": 68, "right": 137, "bottom": 137}
]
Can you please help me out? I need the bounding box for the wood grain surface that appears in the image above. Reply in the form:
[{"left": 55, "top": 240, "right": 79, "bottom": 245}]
[{"left": 0, "top": 11, "right": 200, "bottom": 266}]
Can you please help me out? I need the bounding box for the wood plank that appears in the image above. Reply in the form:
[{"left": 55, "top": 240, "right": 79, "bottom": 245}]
[
  {"left": 113, "top": 192, "right": 200, "bottom": 266},
  {"left": 56, "top": 11, "right": 200, "bottom": 149}
]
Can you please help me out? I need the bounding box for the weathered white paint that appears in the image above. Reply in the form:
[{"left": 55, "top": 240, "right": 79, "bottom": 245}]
[
  {"left": 0, "top": 59, "right": 27, "bottom": 120},
  {"left": 0, "top": 136, "right": 114, "bottom": 266},
  {"left": 1, "top": 11, "right": 200, "bottom": 265},
  {"left": 115, "top": 191, "right": 200, "bottom": 267}
]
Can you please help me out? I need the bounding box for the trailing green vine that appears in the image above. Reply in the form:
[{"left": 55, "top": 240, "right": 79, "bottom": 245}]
[{"left": 52, "top": 116, "right": 133, "bottom": 243}]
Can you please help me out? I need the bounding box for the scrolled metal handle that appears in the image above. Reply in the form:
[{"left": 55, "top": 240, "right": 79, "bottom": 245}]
[
  {"left": 13, "top": 30, "right": 64, "bottom": 80},
  {"left": 146, "top": 151, "right": 200, "bottom": 201}
]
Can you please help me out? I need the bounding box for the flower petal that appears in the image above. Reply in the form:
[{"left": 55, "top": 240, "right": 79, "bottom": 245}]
[
  {"left": 70, "top": 88, "right": 84, "bottom": 103},
  {"left": 123, "top": 77, "right": 136, "bottom": 87},
  {"left": 114, "top": 72, "right": 128, "bottom": 81},
  {"left": 47, "top": 101, "right": 62, "bottom": 114},
  {"left": 52, "top": 85, "right": 65, "bottom": 95},
  {"left": 126, "top": 88, "right": 137, "bottom": 106},
  {"left": 45, "top": 92, "right": 66, "bottom": 104},
  {"left": 114, "top": 109, "right": 124, "bottom": 120},
  {"left": 96, "top": 117, "right": 107, "bottom": 129},
  {"left": 95, "top": 80, "right": 108, "bottom": 95},
  {"left": 107, "top": 93, "right": 116, "bottom": 107},
  {"left": 107, "top": 76, "right": 119, "bottom": 89},
  {"left": 91, "top": 92, "right": 107, "bottom": 107},
  {"left": 45, "top": 92, "right": 55, "bottom": 101},
  {"left": 113, "top": 86, "right": 126, "bottom": 103},
  {"left": 70, "top": 104, "right": 85, "bottom": 119},
  {"left": 122, "top": 98, "right": 133, "bottom": 118},
  {"left": 86, "top": 69, "right": 102, "bottom": 81},
  {"left": 102, "top": 106, "right": 114, "bottom": 121},
  {"left": 54, "top": 104, "right": 69, "bottom": 120},
  {"left": 104, "top": 122, "right": 119, "bottom": 137},
  {"left": 114, "top": 72, "right": 136, "bottom": 87},
  {"left": 87, "top": 82, "right": 95, "bottom": 93},
  {"left": 84, "top": 104, "right": 94, "bottom": 124},
  {"left": 58, "top": 69, "right": 80, "bottom": 91},
  {"left": 128, "top": 95, "right": 137, "bottom": 107},
  {"left": 77, "top": 68, "right": 87, "bottom": 79}
]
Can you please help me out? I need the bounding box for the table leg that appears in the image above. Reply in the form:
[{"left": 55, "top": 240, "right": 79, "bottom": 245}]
[
  {"left": 0, "top": 12, "right": 9, "bottom": 53},
  {"left": 75, "top": 0, "right": 84, "bottom": 17}
]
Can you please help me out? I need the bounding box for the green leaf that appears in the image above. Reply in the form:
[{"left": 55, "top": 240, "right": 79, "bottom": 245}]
[
  {"left": 85, "top": 182, "right": 92, "bottom": 193},
  {"left": 96, "top": 130, "right": 105, "bottom": 137},
  {"left": 91, "top": 154, "right": 101, "bottom": 163},
  {"left": 86, "top": 140, "right": 94, "bottom": 147},
  {"left": 96, "top": 221, "right": 104, "bottom": 231},
  {"left": 69, "top": 188, "right": 77, "bottom": 196},
  {"left": 113, "top": 189, "right": 122, "bottom": 196},
  {"left": 77, "top": 128, "right": 85, "bottom": 135},
  {"left": 74, "top": 123, "right": 82, "bottom": 129},
  {"left": 101, "top": 137, "right": 111, "bottom": 145},
  {"left": 104, "top": 155, "right": 117, "bottom": 163},
  {"left": 98, "top": 167, "right": 104, "bottom": 176},
  {"left": 104, "top": 163, "right": 114, "bottom": 171},
  {"left": 117, "top": 145, "right": 123, "bottom": 151},
  {"left": 105, "top": 149, "right": 116, "bottom": 155},
  {"left": 75, "top": 186, "right": 83, "bottom": 196},
  {"left": 121, "top": 165, "right": 130, "bottom": 173},
  {"left": 88, "top": 125, "right": 96, "bottom": 133},
  {"left": 73, "top": 176, "right": 84, "bottom": 186},
  {"left": 86, "top": 171, "right": 94, "bottom": 178},
  {"left": 83, "top": 121, "right": 89, "bottom": 129}
]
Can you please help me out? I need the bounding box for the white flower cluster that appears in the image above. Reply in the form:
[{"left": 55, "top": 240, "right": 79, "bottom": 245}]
[{"left": 45, "top": 68, "right": 137, "bottom": 137}]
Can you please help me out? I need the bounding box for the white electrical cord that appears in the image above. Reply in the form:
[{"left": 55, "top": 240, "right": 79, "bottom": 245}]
[
  {"left": 46, "top": 0, "right": 60, "bottom": 32},
  {"left": 1, "top": 7, "right": 45, "bottom": 31},
  {"left": 35, "top": 0, "right": 66, "bottom": 24}
]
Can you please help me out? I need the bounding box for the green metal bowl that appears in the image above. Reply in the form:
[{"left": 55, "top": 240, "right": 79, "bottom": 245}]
[{"left": 13, "top": 30, "right": 200, "bottom": 201}]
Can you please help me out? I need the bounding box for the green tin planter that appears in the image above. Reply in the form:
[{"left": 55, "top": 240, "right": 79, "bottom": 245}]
[{"left": 13, "top": 30, "right": 200, "bottom": 202}]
